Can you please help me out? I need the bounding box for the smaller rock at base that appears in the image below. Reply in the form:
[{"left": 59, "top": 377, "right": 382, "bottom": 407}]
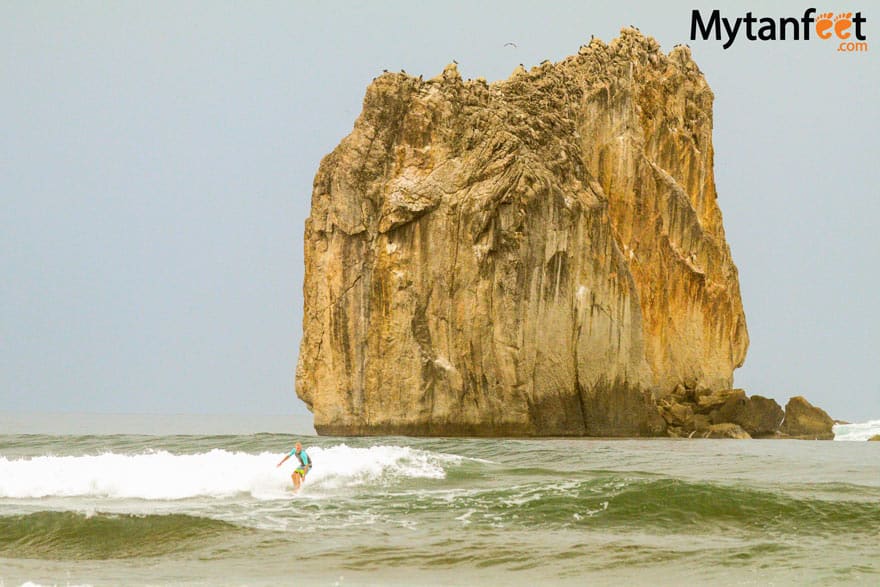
[
  {"left": 781, "top": 396, "right": 835, "bottom": 440},
  {"left": 712, "top": 394, "right": 784, "bottom": 437},
  {"left": 705, "top": 423, "right": 752, "bottom": 439},
  {"left": 661, "top": 402, "right": 694, "bottom": 428},
  {"left": 868, "top": 435, "right": 880, "bottom": 442},
  {"left": 697, "top": 389, "right": 746, "bottom": 413},
  {"left": 666, "top": 426, "right": 684, "bottom": 438},
  {"left": 693, "top": 414, "right": 711, "bottom": 433}
]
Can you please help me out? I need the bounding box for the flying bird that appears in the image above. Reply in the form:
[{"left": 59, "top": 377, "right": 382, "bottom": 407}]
[{"left": 504, "top": 42, "right": 517, "bottom": 48}]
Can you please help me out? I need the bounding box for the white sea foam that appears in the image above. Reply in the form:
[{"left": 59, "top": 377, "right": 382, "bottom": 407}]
[
  {"left": 0, "top": 444, "right": 457, "bottom": 501},
  {"left": 833, "top": 419, "right": 880, "bottom": 441}
]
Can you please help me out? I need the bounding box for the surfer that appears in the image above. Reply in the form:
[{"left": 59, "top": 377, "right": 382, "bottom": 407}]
[{"left": 276, "top": 442, "right": 312, "bottom": 491}]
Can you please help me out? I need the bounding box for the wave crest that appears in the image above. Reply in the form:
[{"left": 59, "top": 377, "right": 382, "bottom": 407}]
[
  {"left": 0, "top": 444, "right": 458, "bottom": 500},
  {"left": 833, "top": 419, "right": 880, "bottom": 441}
]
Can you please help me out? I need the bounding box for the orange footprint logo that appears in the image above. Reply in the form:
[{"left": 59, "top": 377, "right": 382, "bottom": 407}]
[
  {"left": 834, "top": 12, "right": 853, "bottom": 39},
  {"left": 815, "top": 12, "right": 834, "bottom": 39}
]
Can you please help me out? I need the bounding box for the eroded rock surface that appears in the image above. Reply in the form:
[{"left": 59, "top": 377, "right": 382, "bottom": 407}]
[{"left": 296, "top": 29, "right": 750, "bottom": 436}]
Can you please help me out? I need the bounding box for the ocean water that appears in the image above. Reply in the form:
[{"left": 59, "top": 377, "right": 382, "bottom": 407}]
[
  {"left": 834, "top": 419, "right": 880, "bottom": 442},
  {"left": 1, "top": 415, "right": 878, "bottom": 586}
]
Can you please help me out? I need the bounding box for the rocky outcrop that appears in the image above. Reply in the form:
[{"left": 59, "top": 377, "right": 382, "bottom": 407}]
[
  {"left": 659, "top": 388, "right": 783, "bottom": 438},
  {"left": 781, "top": 396, "right": 835, "bottom": 440},
  {"left": 869, "top": 435, "right": 880, "bottom": 441},
  {"left": 296, "top": 29, "right": 750, "bottom": 436},
  {"left": 705, "top": 423, "right": 751, "bottom": 440},
  {"left": 712, "top": 393, "right": 784, "bottom": 436}
]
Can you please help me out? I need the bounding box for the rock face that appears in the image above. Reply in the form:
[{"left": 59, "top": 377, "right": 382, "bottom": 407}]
[
  {"left": 296, "top": 29, "right": 749, "bottom": 436},
  {"left": 781, "top": 396, "right": 835, "bottom": 440}
]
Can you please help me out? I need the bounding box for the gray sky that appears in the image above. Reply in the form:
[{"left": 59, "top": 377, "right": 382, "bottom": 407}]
[{"left": 2, "top": 1, "right": 877, "bottom": 422}]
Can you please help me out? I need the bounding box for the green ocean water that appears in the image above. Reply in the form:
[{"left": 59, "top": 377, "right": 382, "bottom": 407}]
[{"left": 1, "top": 419, "right": 879, "bottom": 586}]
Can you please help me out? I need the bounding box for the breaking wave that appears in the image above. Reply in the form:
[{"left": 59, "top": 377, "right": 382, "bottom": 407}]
[
  {"left": 833, "top": 419, "right": 880, "bottom": 441},
  {"left": 0, "top": 444, "right": 460, "bottom": 501}
]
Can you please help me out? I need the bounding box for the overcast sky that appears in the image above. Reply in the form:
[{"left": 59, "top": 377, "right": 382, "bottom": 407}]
[{"left": 2, "top": 1, "right": 877, "bottom": 422}]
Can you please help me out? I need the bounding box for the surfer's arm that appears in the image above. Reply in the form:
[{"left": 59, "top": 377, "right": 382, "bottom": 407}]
[{"left": 276, "top": 454, "right": 290, "bottom": 467}]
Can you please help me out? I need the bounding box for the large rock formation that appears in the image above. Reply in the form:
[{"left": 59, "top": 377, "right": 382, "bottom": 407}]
[{"left": 296, "top": 29, "right": 749, "bottom": 436}]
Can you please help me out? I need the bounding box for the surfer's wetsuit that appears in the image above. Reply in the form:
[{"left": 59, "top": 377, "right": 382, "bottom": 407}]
[{"left": 290, "top": 448, "right": 311, "bottom": 477}]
